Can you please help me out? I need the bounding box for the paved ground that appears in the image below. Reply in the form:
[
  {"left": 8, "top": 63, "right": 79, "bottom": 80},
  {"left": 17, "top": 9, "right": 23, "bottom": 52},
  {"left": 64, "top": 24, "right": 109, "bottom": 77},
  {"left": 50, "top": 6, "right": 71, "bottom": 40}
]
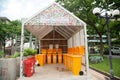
[
  {"left": 89, "top": 68, "right": 110, "bottom": 80},
  {"left": 18, "top": 64, "right": 110, "bottom": 80}
]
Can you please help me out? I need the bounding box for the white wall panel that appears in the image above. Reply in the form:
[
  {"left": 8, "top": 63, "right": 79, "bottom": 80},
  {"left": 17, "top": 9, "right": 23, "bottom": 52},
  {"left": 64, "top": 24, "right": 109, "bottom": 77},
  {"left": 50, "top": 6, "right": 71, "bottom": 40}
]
[
  {"left": 68, "top": 28, "right": 85, "bottom": 48},
  {"left": 68, "top": 37, "right": 72, "bottom": 48}
]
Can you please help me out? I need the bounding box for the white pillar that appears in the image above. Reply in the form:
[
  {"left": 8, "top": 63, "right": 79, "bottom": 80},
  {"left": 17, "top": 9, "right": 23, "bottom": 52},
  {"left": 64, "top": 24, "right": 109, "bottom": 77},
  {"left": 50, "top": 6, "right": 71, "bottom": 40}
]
[
  {"left": 35, "top": 38, "right": 37, "bottom": 49},
  {"left": 20, "top": 22, "right": 24, "bottom": 79},
  {"left": 84, "top": 25, "right": 89, "bottom": 79},
  {"left": 39, "top": 40, "right": 41, "bottom": 54},
  {"left": 29, "top": 33, "right": 32, "bottom": 48},
  {"left": 72, "top": 36, "right": 74, "bottom": 47}
]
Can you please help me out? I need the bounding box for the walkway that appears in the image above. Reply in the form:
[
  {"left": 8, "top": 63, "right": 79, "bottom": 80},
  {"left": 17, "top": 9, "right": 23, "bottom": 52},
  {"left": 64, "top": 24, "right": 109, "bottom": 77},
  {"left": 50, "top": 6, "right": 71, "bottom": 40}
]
[
  {"left": 18, "top": 64, "right": 110, "bottom": 80},
  {"left": 89, "top": 68, "right": 110, "bottom": 80},
  {"left": 18, "top": 64, "right": 93, "bottom": 80}
]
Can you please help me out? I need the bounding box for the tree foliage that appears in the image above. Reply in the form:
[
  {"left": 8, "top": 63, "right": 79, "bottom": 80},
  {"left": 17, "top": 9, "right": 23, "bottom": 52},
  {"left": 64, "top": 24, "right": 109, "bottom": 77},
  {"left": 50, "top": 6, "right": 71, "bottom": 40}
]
[
  {"left": 56, "top": 0, "right": 120, "bottom": 55},
  {"left": 0, "top": 19, "right": 21, "bottom": 53},
  {"left": 0, "top": 20, "right": 21, "bottom": 41}
]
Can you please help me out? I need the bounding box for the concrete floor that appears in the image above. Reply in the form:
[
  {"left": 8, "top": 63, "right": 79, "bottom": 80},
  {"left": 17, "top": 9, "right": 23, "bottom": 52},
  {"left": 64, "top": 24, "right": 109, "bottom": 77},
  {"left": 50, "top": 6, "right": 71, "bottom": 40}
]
[{"left": 18, "top": 64, "right": 91, "bottom": 80}]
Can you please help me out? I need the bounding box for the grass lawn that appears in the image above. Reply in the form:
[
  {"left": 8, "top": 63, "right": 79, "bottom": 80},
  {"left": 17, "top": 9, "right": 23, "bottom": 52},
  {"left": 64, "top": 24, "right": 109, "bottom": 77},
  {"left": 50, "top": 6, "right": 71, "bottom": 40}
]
[{"left": 89, "top": 55, "right": 120, "bottom": 77}]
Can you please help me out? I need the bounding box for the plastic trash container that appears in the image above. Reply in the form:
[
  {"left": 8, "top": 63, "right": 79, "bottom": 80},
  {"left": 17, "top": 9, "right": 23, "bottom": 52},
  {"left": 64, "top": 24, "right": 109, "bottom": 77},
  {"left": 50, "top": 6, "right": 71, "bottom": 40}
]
[
  {"left": 42, "top": 49, "right": 47, "bottom": 54},
  {"left": 52, "top": 54, "right": 57, "bottom": 64},
  {"left": 67, "top": 55, "right": 71, "bottom": 70},
  {"left": 47, "top": 54, "right": 52, "bottom": 64},
  {"left": 23, "top": 58, "right": 35, "bottom": 77},
  {"left": 43, "top": 54, "right": 46, "bottom": 64},
  {"left": 63, "top": 54, "right": 67, "bottom": 65},
  {"left": 66, "top": 54, "right": 69, "bottom": 69},
  {"left": 78, "top": 46, "right": 85, "bottom": 55},
  {"left": 29, "top": 57, "right": 36, "bottom": 65},
  {"left": 69, "top": 55, "right": 73, "bottom": 71},
  {"left": 71, "top": 55, "right": 82, "bottom": 75},
  {"left": 36, "top": 54, "right": 44, "bottom": 66},
  {"left": 58, "top": 54, "right": 62, "bottom": 64}
]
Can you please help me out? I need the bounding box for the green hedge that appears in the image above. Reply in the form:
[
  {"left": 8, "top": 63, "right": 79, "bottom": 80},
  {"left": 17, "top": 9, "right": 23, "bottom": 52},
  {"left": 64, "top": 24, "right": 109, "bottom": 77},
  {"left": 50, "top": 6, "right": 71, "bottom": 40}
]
[
  {"left": 24, "top": 48, "right": 37, "bottom": 56},
  {"left": 0, "top": 51, "right": 4, "bottom": 58}
]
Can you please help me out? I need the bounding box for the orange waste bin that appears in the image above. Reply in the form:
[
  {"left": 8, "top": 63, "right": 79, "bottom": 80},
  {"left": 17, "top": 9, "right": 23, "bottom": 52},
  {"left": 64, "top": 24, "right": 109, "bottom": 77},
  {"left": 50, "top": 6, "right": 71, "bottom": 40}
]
[
  {"left": 58, "top": 54, "right": 62, "bottom": 64},
  {"left": 36, "top": 54, "right": 44, "bottom": 66},
  {"left": 43, "top": 54, "right": 46, "bottom": 64},
  {"left": 47, "top": 54, "right": 52, "bottom": 64},
  {"left": 63, "top": 54, "right": 67, "bottom": 65},
  {"left": 78, "top": 46, "right": 85, "bottom": 55},
  {"left": 69, "top": 55, "right": 73, "bottom": 71},
  {"left": 52, "top": 54, "right": 57, "bottom": 64},
  {"left": 67, "top": 55, "right": 71, "bottom": 70},
  {"left": 57, "top": 48, "right": 62, "bottom": 54},
  {"left": 66, "top": 54, "right": 69, "bottom": 69},
  {"left": 42, "top": 49, "right": 47, "bottom": 54},
  {"left": 72, "top": 55, "right": 82, "bottom": 75},
  {"left": 53, "top": 49, "right": 56, "bottom": 54}
]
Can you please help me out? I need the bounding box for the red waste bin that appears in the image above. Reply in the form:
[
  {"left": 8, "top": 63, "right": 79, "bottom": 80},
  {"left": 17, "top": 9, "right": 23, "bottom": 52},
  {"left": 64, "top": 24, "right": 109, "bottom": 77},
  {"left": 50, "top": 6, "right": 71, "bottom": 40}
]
[
  {"left": 23, "top": 58, "right": 35, "bottom": 77},
  {"left": 28, "top": 57, "right": 36, "bottom": 65},
  {"left": 28, "top": 57, "right": 36, "bottom": 73}
]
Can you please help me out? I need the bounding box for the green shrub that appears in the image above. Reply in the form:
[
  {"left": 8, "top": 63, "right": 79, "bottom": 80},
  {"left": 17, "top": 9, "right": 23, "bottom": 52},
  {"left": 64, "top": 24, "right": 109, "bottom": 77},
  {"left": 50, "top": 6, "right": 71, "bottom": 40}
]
[
  {"left": 10, "top": 52, "right": 20, "bottom": 58},
  {"left": 24, "top": 48, "right": 37, "bottom": 56},
  {"left": 89, "top": 56, "right": 104, "bottom": 64},
  {"left": 34, "top": 49, "right": 37, "bottom": 54},
  {"left": 24, "top": 52, "right": 29, "bottom": 56},
  {"left": 104, "top": 45, "right": 109, "bottom": 55},
  {"left": 0, "top": 51, "right": 4, "bottom": 58}
]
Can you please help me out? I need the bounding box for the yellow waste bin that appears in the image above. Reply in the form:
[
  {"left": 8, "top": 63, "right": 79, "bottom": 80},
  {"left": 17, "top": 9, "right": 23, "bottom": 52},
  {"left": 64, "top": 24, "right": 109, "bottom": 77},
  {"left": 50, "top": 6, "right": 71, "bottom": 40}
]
[
  {"left": 67, "top": 55, "right": 71, "bottom": 70},
  {"left": 42, "top": 49, "right": 47, "bottom": 54},
  {"left": 63, "top": 54, "right": 67, "bottom": 65},
  {"left": 66, "top": 54, "right": 69, "bottom": 69},
  {"left": 58, "top": 54, "right": 62, "bottom": 64},
  {"left": 36, "top": 54, "right": 44, "bottom": 66},
  {"left": 52, "top": 54, "right": 57, "bottom": 64},
  {"left": 47, "top": 54, "right": 52, "bottom": 64},
  {"left": 69, "top": 55, "right": 73, "bottom": 71},
  {"left": 43, "top": 54, "right": 46, "bottom": 64},
  {"left": 72, "top": 55, "right": 82, "bottom": 75}
]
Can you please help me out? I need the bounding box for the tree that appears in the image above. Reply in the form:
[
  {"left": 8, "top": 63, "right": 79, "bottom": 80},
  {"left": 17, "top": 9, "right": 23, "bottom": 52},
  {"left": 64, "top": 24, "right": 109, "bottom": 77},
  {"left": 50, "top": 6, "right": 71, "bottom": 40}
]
[
  {"left": 110, "top": 21, "right": 120, "bottom": 45},
  {"left": 0, "top": 18, "right": 11, "bottom": 53},
  {"left": 0, "top": 19, "right": 21, "bottom": 54},
  {"left": 56, "top": 0, "right": 120, "bottom": 56}
]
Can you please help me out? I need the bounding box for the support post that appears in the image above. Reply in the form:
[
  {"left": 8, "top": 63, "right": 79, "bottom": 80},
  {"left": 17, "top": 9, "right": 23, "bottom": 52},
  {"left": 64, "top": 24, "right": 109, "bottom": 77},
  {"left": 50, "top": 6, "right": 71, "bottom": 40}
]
[
  {"left": 29, "top": 33, "right": 32, "bottom": 48},
  {"left": 84, "top": 25, "right": 89, "bottom": 80},
  {"left": 20, "top": 21, "right": 24, "bottom": 79},
  {"left": 106, "top": 13, "right": 114, "bottom": 80},
  {"left": 39, "top": 40, "right": 41, "bottom": 54},
  {"left": 35, "top": 38, "right": 37, "bottom": 49}
]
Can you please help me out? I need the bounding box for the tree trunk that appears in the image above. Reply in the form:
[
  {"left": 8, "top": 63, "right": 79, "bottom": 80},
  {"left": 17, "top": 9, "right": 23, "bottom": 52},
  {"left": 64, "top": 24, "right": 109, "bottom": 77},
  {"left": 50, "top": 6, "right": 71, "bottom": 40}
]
[
  {"left": 0, "top": 42, "right": 2, "bottom": 51},
  {"left": 99, "top": 33, "right": 104, "bottom": 56},
  {"left": 3, "top": 40, "right": 6, "bottom": 56}
]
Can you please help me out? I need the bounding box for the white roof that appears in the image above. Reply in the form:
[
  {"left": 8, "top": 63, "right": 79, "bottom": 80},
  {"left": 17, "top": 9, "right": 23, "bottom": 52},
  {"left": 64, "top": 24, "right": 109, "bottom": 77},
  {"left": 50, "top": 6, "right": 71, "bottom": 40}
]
[{"left": 24, "top": 2, "right": 86, "bottom": 39}]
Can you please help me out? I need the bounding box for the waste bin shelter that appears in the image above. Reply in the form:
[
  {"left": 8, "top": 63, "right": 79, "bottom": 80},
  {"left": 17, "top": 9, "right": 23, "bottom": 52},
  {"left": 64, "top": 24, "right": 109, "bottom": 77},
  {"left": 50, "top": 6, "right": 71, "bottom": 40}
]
[{"left": 20, "top": 2, "right": 89, "bottom": 79}]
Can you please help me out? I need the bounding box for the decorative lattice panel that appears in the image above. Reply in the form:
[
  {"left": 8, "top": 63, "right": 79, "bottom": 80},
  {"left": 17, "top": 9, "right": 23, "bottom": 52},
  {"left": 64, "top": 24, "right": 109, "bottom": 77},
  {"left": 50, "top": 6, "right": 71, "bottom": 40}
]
[{"left": 25, "top": 3, "right": 83, "bottom": 26}]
